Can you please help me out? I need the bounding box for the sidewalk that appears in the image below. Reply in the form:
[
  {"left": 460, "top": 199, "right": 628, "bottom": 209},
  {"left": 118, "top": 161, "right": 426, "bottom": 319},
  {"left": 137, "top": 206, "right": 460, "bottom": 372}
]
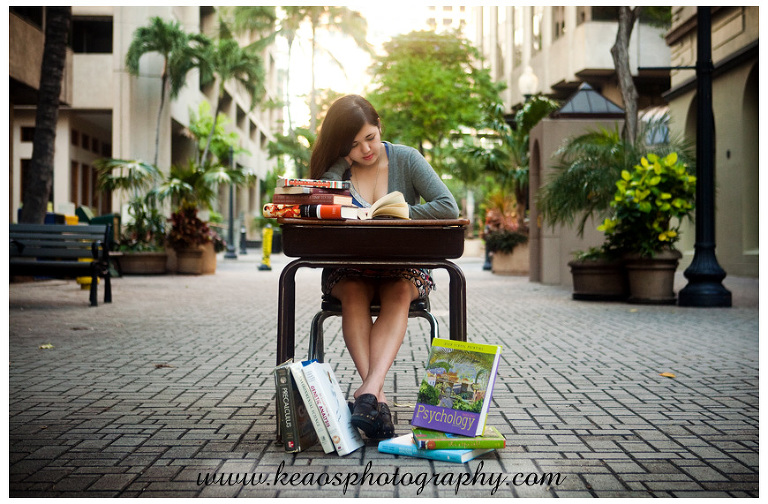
[{"left": 8, "top": 249, "right": 758, "bottom": 497}]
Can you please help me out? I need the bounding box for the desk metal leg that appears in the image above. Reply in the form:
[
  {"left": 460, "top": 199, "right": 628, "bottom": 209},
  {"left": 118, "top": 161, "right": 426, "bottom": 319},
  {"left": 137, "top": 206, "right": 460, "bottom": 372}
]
[
  {"left": 443, "top": 261, "right": 467, "bottom": 342},
  {"left": 276, "top": 259, "right": 303, "bottom": 365}
]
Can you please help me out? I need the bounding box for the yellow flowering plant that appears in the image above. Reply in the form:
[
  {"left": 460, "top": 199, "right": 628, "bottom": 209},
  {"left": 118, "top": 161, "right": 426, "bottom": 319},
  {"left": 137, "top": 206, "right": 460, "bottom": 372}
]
[{"left": 598, "top": 152, "right": 696, "bottom": 257}]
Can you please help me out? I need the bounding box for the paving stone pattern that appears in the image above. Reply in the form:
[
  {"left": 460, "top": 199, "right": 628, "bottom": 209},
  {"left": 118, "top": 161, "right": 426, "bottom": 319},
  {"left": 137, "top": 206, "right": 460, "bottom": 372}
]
[{"left": 8, "top": 253, "right": 758, "bottom": 497}]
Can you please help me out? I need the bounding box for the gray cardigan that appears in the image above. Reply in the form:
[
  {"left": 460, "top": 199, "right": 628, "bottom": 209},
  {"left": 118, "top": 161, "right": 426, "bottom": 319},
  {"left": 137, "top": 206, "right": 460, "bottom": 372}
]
[{"left": 321, "top": 142, "right": 459, "bottom": 219}]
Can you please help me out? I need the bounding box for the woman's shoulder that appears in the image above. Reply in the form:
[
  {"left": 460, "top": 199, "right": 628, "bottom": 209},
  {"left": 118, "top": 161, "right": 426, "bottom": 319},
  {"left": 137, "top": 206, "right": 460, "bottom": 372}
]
[
  {"left": 387, "top": 142, "right": 421, "bottom": 157},
  {"left": 387, "top": 143, "right": 427, "bottom": 167}
]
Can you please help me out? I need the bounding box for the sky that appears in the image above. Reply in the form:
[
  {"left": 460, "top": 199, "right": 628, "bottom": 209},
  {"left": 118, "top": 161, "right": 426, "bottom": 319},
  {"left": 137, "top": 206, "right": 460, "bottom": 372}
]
[{"left": 278, "top": 3, "right": 434, "bottom": 129}]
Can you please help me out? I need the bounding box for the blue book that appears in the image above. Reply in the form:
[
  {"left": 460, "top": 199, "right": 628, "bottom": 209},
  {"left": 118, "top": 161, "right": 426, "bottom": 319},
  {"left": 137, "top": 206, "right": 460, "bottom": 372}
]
[{"left": 378, "top": 434, "right": 494, "bottom": 463}]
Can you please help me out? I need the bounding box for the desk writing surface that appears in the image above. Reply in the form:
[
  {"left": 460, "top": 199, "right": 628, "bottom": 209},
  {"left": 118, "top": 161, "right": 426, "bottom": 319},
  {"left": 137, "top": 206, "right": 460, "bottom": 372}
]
[{"left": 277, "top": 218, "right": 469, "bottom": 259}]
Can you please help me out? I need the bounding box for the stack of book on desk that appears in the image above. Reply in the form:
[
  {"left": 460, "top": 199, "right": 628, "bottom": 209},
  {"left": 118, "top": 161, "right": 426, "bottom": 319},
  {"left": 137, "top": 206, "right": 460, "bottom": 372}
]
[
  {"left": 274, "top": 359, "right": 364, "bottom": 456},
  {"left": 378, "top": 338, "right": 505, "bottom": 463},
  {"left": 262, "top": 177, "right": 410, "bottom": 220}
]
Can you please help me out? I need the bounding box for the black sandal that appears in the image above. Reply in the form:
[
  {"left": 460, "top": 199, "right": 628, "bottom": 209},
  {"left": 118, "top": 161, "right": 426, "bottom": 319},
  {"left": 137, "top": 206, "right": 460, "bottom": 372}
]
[
  {"left": 368, "top": 402, "right": 395, "bottom": 439},
  {"left": 350, "top": 393, "right": 379, "bottom": 437}
]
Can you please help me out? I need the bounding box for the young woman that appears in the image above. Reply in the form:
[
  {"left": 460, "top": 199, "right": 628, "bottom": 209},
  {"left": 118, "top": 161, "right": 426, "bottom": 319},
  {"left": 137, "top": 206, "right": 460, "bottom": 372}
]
[{"left": 309, "top": 94, "right": 459, "bottom": 439}]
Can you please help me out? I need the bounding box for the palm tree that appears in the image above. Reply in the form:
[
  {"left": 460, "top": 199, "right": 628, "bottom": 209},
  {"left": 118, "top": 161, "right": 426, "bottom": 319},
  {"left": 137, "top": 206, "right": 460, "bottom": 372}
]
[
  {"left": 125, "top": 16, "right": 208, "bottom": 167},
  {"left": 304, "top": 7, "right": 372, "bottom": 131},
  {"left": 464, "top": 97, "right": 559, "bottom": 232},
  {"left": 19, "top": 6, "right": 71, "bottom": 224},
  {"left": 198, "top": 37, "right": 266, "bottom": 164}
]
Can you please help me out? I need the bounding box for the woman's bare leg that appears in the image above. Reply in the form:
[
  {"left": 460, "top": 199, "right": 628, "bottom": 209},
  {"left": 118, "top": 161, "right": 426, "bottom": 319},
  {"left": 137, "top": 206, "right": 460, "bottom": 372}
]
[
  {"left": 331, "top": 278, "right": 375, "bottom": 383},
  {"left": 353, "top": 279, "right": 418, "bottom": 403}
]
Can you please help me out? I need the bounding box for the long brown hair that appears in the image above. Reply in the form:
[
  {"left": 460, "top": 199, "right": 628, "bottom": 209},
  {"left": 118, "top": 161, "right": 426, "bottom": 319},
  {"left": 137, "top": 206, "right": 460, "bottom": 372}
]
[{"left": 309, "top": 95, "right": 380, "bottom": 179}]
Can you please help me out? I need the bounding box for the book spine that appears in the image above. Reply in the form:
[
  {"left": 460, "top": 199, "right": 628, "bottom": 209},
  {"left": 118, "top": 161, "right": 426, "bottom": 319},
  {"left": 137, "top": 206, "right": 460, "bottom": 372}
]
[
  {"left": 277, "top": 178, "right": 350, "bottom": 190},
  {"left": 274, "top": 365, "right": 300, "bottom": 452},
  {"left": 317, "top": 363, "right": 364, "bottom": 456},
  {"left": 302, "top": 364, "right": 345, "bottom": 454},
  {"left": 274, "top": 186, "right": 346, "bottom": 195},
  {"left": 378, "top": 441, "right": 469, "bottom": 463},
  {"left": 416, "top": 437, "right": 504, "bottom": 450},
  {"left": 262, "top": 203, "right": 346, "bottom": 219},
  {"left": 299, "top": 204, "right": 345, "bottom": 219},
  {"left": 272, "top": 193, "right": 352, "bottom": 205},
  {"left": 290, "top": 363, "right": 335, "bottom": 454}
]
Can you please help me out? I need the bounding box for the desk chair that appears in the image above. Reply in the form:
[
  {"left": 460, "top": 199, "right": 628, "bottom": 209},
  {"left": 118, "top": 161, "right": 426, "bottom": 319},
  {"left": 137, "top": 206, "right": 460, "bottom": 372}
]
[{"left": 307, "top": 294, "right": 439, "bottom": 362}]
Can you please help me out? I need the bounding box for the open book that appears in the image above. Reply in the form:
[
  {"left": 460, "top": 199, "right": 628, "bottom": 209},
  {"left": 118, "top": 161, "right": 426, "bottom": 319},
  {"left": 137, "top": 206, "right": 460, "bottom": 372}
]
[{"left": 359, "top": 191, "right": 410, "bottom": 220}]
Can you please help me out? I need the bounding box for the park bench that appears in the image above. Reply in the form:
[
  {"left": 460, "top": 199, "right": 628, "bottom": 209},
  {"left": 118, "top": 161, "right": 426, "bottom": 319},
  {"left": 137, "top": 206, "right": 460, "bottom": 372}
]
[{"left": 10, "top": 223, "right": 113, "bottom": 307}]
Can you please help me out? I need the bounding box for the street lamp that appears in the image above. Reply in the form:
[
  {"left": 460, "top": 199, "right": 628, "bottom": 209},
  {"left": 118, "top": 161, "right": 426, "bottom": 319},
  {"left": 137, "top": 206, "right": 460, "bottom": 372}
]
[
  {"left": 678, "top": 7, "right": 731, "bottom": 307},
  {"left": 224, "top": 146, "right": 237, "bottom": 259},
  {"left": 518, "top": 66, "right": 539, "bottom": 102}
]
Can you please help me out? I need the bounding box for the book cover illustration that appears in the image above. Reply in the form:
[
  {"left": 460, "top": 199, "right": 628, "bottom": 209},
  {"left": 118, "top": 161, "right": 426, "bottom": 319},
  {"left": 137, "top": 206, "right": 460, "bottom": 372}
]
[
  {"left": 411, "top": 338, "right": 502, "bottom": 436},
  {"left": 412, "top": 425, "right": 506, "bottom": 450},
  {"left": 378, "top": 434, "right": 494, "bottom": 463}
]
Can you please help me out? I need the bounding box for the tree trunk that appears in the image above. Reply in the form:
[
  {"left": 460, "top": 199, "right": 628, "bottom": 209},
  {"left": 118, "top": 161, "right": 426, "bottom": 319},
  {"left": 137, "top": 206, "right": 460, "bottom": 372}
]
[
  {"left": 309, "top": 22, "right": 318, "bottom": 133},
  {"left": 154, "top": 65, "right": 168, "bottom": 168},
  {"left": 200, "top": 85, "right": 221, "bottom": 165},
  {"left": 286, "top": 36, "right": 295, "bottom": 134},
  {"left": 19, "top": 7, "right": 71, "bottom": 223},
  {"left": 610, "top": 6, "right": 641, "bottom": 144}
]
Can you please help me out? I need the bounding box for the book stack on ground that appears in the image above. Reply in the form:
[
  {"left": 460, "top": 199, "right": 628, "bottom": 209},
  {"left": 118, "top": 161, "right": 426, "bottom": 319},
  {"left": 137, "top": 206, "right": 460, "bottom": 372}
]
[
  {"left": 378, "top": 338, "right": 504, "bottom": 463},
  {"left": 262, "top": 177, "right": 410, "bottom": 220},
  {"left": 273, "top": 359, "right": 364, "bottom": 456}
]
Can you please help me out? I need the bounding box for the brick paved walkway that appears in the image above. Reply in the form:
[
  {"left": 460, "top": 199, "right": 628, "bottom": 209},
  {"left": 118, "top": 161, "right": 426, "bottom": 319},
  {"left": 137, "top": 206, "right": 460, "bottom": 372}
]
[{"left": 8, "top": 250, "right": 758, "bottom": 497}]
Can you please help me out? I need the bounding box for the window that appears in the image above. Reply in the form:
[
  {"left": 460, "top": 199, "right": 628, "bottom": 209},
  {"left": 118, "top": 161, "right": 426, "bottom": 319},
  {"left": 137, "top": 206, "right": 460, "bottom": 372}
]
[
  {"left": 553, "top": 6, "right": 566, "bottom": 40},
  {"left": 82, "top": 133, "right": 90, "bottom": 149},
  {"left": 92, "top": 138, "right": 99, "bottom": 154},
  {"left": 21, "top": 127, "right": 35, "bottom": 142},
  {"left": 513, "top": 7, "right": 523, "bottom": 68},
  {"left": 101, "top": 143, "right": 112, "bottom": 157},
  {"left": 70, "top": 161, "right": 79, "bottom": 205},
  {"left": 81, "top": 164, "right": 91, "bottom": 208},
  {"left": 71, "top": 17, "right": 113, "bottom": 53},
  {"left": 532, "top": 6, "right": 543, "bottom": 52},
  {"left": 577, "top": 6, "right": 588, "bottom": 26},
  {"left": 91, "top": 168, "right": 99, "bottom": 208},
  {"left": 71, "top": 129, "right": 79, "bottom": 146}
]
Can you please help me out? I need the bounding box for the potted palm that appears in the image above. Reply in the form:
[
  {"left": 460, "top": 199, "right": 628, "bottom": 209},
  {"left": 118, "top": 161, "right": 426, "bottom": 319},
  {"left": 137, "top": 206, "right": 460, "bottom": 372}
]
[
  {"left": 166, "top": 204, "right": 211, "bottom": 275},
  {"left": 95, "top": 159, "right": 168, "bottom": 274},
  {"left": 598, "top": 152, "right": 696, "bottom": 304}
]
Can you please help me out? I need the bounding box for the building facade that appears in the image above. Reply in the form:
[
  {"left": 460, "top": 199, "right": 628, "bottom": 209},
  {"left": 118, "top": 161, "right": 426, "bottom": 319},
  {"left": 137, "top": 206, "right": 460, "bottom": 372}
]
[
  {"left": 9, "top": 6, "right": 282, "bottom": 238},
  {"left": 471, "top": 6, "right": 758, "bottom": 283},
  {"left": 664, "top": 6, "right": 759, "bottom": 278}
]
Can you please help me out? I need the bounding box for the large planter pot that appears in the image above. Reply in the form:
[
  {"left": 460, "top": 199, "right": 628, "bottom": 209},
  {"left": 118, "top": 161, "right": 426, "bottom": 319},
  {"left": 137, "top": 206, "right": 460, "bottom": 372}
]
[
  {"left": 117, "top": 251, "right": 168, "bottom": 275},
  {"left": 200, "top": 242, "right": 217, "bottom": 275},
  {"left": 175, "top": 248, "right": 204, "bottom": 275},
  {"left": 624, "top": 249, "right": 682, "bottom": 305},
  {"left": 568, "top": 259, "right": 629, "bottom": 301},
  {"left": 491, "top": 243, "right": 529, "bottom": 275}
]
